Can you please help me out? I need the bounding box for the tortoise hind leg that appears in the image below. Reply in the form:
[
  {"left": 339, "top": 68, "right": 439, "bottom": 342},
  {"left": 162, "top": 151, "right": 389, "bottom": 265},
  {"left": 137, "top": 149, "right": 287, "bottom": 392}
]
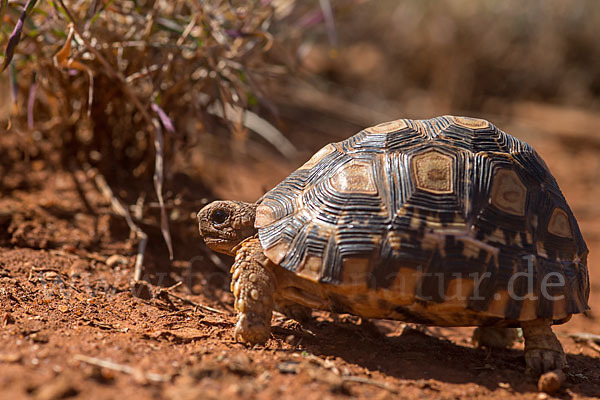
[
  {"left": 521, "top": 318, "right": 566, "bottom": 374},
  {"left": 230, "top": 238, "right": 276, "bottom": 345},
  {"left": 472, "top": 326, "right": 519, "bottom": 349},
  {"left": 274, "top": 299, "right": 312, "bottom": 322}
]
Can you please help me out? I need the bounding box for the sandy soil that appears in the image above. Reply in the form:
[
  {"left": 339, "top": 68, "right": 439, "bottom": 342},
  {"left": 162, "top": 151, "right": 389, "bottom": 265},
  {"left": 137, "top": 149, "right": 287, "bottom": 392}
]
[{"left": 1, "top": 109, "right": 599, "bottom": 400}]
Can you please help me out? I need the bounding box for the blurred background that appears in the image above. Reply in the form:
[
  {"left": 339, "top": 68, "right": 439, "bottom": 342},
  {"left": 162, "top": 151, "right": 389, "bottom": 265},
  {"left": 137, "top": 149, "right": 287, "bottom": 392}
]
[{"left": 1, "top": 0, "right": 599, "bottom": 298}]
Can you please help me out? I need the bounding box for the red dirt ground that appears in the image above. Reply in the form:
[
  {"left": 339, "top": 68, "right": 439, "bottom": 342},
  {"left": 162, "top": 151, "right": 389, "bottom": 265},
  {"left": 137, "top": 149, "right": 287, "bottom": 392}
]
[{"left": 1, "top": 107, "right": 599, "bottom": 399}]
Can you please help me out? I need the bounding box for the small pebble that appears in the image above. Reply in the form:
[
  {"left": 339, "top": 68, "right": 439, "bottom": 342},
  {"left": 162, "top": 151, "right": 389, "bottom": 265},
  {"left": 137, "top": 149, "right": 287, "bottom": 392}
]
[
  {"left": 226, "top": 353, "right": 254, "bottom": 376},
  {"left": 106, "top": 255, "right": 128, "bottom": 268},
  {"left": 538, "top": 369, "right": 565, "bottom": 394},
  {"left": 69, "top": 260, "right": 89, "bottom": 275},
  {"left": 30, "top": 332, "right": 49, "bottom": 343},
  {"left": 34, "top": 375, "right": 78, "bottom": 400},
  {"left": 130, "top": 281, "right": 153, "bottom": 300},
  {"left": 43, "top": 271, "right": 59, "bottom": 281},
  {"left": 277, "top": 361, "right": 300, "bottom": 374},
  {"left": 0, "top": 353, "right": 22, "bottom": 363},
  {"left": 285, "top": 335, "right": 296, "bottom": 345}
]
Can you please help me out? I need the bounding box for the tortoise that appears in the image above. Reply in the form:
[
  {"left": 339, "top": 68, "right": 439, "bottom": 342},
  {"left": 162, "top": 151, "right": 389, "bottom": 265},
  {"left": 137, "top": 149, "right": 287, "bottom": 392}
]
[{"left": 197, "top": 115, "right": 589, "bottom": 377}]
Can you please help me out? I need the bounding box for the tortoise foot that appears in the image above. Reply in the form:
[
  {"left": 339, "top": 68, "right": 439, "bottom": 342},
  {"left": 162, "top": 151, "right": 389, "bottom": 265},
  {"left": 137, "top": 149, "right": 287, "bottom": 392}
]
[
  {"left": 521, "top": 319, "right": 566, "bottom": 376},
  {"left": 234, "top": 312, "right": 271, "bottom": 345},
  {"left": 525, "top": 349, "right": 565, "bottom": 375}
]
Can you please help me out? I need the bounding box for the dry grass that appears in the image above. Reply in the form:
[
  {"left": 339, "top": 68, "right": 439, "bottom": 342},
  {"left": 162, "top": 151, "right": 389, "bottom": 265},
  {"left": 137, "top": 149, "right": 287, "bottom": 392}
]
[
  {"left": 0, "top": 0, "right": 311, "bottom": 276},
  {"left": 1, "top": 0, "right": 297, "bottom": 177}
]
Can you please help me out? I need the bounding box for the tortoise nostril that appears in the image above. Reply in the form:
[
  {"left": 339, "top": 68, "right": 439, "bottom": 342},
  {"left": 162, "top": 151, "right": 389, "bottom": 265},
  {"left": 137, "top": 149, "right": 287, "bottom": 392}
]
[{"left": 212, "top": 209, "right": 229, "bottom": 225}]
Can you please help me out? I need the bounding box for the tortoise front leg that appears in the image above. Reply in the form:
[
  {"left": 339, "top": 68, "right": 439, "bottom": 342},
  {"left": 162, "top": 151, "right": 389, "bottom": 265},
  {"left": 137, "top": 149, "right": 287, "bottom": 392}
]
[
  {"left": 230, "top": 238, "right": 275, "bottom": 345},
  {"left": 521, "top": 319, "right": 566, "bottom": 374}
]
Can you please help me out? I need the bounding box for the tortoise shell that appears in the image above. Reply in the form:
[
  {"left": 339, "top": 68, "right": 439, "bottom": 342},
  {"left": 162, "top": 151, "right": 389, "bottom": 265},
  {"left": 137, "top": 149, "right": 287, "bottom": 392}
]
[{"left": 255, "top": 116, "right": 589, "bottom": 325}]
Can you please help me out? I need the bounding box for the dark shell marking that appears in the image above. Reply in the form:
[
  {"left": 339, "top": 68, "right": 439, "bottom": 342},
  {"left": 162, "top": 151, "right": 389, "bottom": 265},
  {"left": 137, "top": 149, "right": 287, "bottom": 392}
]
[{"left": 257, "top": 116, "right": 590, "bottom": 325}]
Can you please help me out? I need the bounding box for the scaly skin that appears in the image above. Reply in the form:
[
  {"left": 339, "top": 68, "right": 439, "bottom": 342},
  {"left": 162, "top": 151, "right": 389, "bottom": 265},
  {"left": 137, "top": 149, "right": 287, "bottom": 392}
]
[{"left": 230, "top": 238, "right": 276, "bottom": 344}]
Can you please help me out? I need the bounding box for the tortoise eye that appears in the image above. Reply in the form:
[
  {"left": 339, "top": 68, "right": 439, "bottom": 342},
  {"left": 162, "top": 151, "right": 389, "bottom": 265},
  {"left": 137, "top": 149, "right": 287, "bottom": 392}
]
[{"left": 211, "top": 209, "right": 229, "bottom": 225}]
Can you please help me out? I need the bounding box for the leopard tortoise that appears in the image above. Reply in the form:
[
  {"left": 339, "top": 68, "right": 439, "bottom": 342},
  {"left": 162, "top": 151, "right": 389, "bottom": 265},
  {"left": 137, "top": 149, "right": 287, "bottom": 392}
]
[{"left": 198, "top": 116, "right": 589, "bottom": 377}]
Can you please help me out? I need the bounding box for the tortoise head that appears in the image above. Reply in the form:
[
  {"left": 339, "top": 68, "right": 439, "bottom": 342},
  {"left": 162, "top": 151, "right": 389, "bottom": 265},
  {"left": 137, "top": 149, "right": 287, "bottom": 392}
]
[{"left": 197, "top": 200, "right": 258, "bottom": 255}]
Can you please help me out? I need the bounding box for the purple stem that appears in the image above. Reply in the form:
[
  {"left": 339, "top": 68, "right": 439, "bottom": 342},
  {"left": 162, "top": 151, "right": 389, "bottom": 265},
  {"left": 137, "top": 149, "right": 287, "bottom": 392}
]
[{"left": 27, "top": 74, "right": 37, "bottom": 130}]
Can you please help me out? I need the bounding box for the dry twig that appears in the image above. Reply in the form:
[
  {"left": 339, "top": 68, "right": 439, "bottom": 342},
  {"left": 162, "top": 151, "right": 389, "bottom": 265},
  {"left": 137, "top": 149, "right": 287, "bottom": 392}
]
[
  {"left": 272, "top": 325, "right": 316, "bottom": 339},
  {"left": 207, "top": 101, "right": 298, "bottom": 159},
  {"left": 342, "top": 376, "right": 399, "bottom": 394},
  {"left": 565, "top": 332, "right": 600, "bottom": 354},
  {"left": 27, "top": 266, "right": 82, "bottom": 293},
  {"left": 74, "top": 354, "right": 171, "bottom": 383},
  {"left": 90, "top": 169, "right": 147, "bottom": 282},
  {"left": 160, "top": 282, "right": 228, "bottom": 315},
  {"left": 150, "top": 110, "right": 174, "bottom": 260},
  {"left": 567, "top": 332, "right": 600, "bottom": 343}
]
